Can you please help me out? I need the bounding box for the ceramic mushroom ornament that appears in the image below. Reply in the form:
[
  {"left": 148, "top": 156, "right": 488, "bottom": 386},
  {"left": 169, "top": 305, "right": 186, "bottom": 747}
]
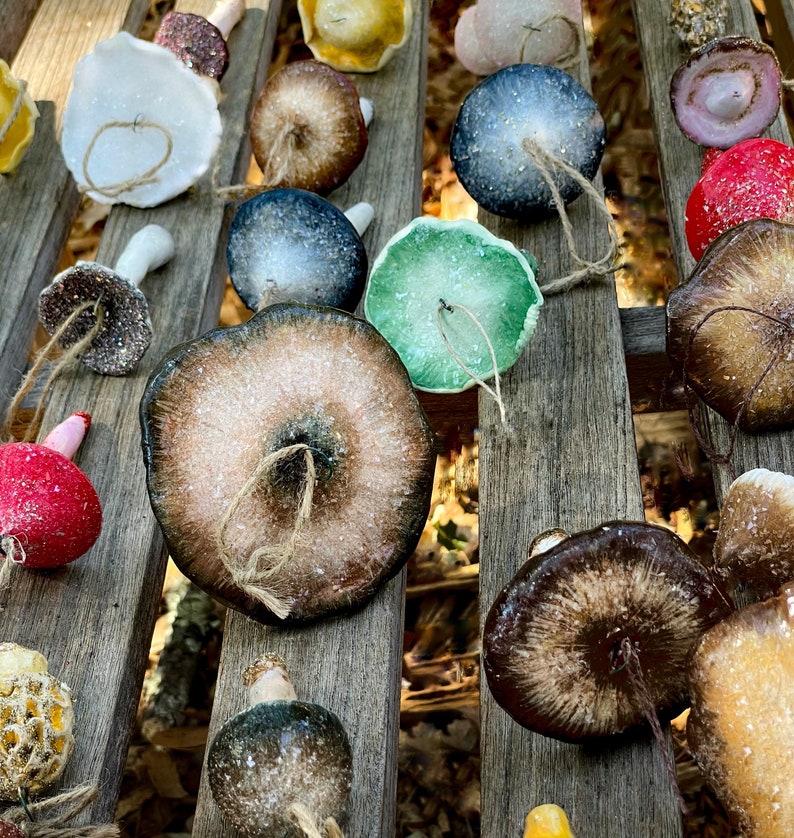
[
  {"left": 666, "top": 218, "right": 794, "bottom": 432},
  {"left": 140, "top": 303, "right": 436, "bottom": 624},
  {"left": 0, "top": 60, "right": 38, "bottom": 174},
  {"left": 39, "top": 224, "right": 175, "bottom": 376},
  {"left": 207, "top": 654, "right": 352, "bottom": 837},
  {"left": 249, "top": 59, "right": 370, "bottom": 195},
  {"left": 0, "top": 642, "right": 75, "bottom": 804},
  {"left": 227, "top": 188, "right": 373, "bottom": 311},
  {"left": 687, "top": 584, "right": 794, "bottom": 836},
  {"left": 450, "top": 63, "right": 606, "bottom": 220},
  {"left": 60, "top": 31, "right": 222, "bottom": 207},
  {"left": 0, "top": 413, "right": 101, "bottom": 571},
  {"left": 482, "top": 521, "right": 731, "bottom": 741}
]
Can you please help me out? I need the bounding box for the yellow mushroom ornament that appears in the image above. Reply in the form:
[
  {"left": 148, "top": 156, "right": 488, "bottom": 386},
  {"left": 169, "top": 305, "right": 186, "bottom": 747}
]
[
  {"left": 524, "top": 804, "right": 576, "bottom": 838},
  {"left": 0, "top": 60, "right": 38, "bottom": 174}
]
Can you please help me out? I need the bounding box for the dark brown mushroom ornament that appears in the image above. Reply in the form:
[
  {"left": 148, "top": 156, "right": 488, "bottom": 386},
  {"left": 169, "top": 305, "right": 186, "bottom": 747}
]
[
  {"left": 482, "top": 521, "right": 731, "bottom": 742},
  {"left": 140, "top": 303, "right": 436, "bottom": 624}
]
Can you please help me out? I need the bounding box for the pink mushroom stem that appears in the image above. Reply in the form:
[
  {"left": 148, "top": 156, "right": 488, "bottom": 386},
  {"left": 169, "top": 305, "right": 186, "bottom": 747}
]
[
  {"left": 39, "top": 412, "right": 91, "bottom": 461},
  {"left": 208, "top": 0, "right": 246, "bottom": 40}
]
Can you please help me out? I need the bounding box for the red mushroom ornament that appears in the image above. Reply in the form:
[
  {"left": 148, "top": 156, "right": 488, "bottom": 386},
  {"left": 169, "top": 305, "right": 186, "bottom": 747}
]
[
  {"left": 0, "top": 413, "right": 102, "bottom": 569},
  {"left": 685, "top": 137, "right": 794, "bottom": 260}
]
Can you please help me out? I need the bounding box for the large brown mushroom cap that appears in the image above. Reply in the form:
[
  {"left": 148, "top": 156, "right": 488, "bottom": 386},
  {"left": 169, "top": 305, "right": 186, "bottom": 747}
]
[
  {"left": 483, "top": 521, "right": 731, "bottom": 742},
  {"left": 687, "top": 585, "right": 794, "bottom": 837},
  {"left": 666, "top": 218, "right": 794, "bottom": 432},
  {"left": 140, "top": 303, "right": 436, "bottom": 624}
]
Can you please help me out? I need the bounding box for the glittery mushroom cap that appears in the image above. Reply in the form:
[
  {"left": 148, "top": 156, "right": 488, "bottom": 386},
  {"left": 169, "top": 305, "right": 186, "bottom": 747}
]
[
  {"left": 669, "top": 0, "right": 728, "bottom": 51},
  {"left": 666, "top": 218, "right": 794, "bottom": 432},
  {"left": 0, "top": 820, "right": 25, "bottom": 838},
  {"left": 38, "top": 224, "right": 175, "bottom": 376},
  {"left": 297, "top": 0, "right": 412, "bottom": 73},
  {"left": 249, "top": 59, "right": 368, "bottom": 196},
  {"left": 713, "top": 468, "right": 794, "bottom": 605},
  {"left": 687, "top": 584, "right": 794, "bottom": 837},
  {"left": 207, "top": 654, "right": 352, "bottom": 837},
  {"left": 0, "top": 642, "right": 75, "bottom": 802},
  {"left": 140, "top": 303, "right": 437, "bottom": 625},
  {"left": 226, "top": 188, "right": 370, "bottom": 312},
  {"left": 0, "top": 59, "right": 39, "bottom": 174},
  {"left": 482, "top": 521, "right": 731, "bottom": 742},
  {"left": 670, "top": 37, "right": 782, "bottom": 150},
  {"left": 450, "top": 63, "right": 606, "bottom": 221}
]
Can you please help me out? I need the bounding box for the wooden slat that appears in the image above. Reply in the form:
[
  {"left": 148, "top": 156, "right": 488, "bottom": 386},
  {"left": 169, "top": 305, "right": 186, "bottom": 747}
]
[
  {"left": 191, "top": 3, "right": 430, "bottom": 835},
  {"left": 0, "top": 0, "right": 41, "bottom": 62},
  {"left": 477, "top": 20, "right": 683, "bottom": 838},
  {"left": 0, "top": 0, "right": 280, "bottom": 825},
  {"left": 631, "top": 0, "right": 794, "bottom": 502}
]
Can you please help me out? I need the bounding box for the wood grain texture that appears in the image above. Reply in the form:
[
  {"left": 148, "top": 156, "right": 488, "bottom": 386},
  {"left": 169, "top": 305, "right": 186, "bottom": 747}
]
[
  {"left": 0, "top": 0, "right": 280, "bottom": 825},
  {"left": 191, "top": 5, "right": 430, "bottom": 835},
  {"left": 0, "top": 0, "right": 40, "bottom": 62},
  {"left": 631, "top": 0, "right": 794, "bottom": 499},
  {"left": 476, "top": 22, "right": 683, "bottom": 838}
]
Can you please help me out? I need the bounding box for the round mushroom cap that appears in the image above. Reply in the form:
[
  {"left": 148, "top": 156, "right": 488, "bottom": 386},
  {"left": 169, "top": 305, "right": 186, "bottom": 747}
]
[
  {"left": 453, "top": 5, "right": 501, "bottom": 76},
  {"left": 249, "top": 60, "right": 368, "bottom": 195},
  {"left": 140, "top": 303, "right": 436, "bottom": 624},
  {"left": 227, "top": 188, "right": 368, "bottom": 312},
  {"left": 450, "top": 64, "right": 606, "bottom": 220},
  {"left": 670, "top": 37, "right": 781, "bottom": 149},
  {"left": 687, "top": 585, "right": 794, "bottom": 837},
  {"left": 666, "top": 218, "right": 794, "bottom": 432},
  {"left": 153, "top": 11, "right": 229, "bottom": 80},
  {"left": 297, "top": 0, "right": 412, "bottom": 73},
  {"left": 39, "top": 261, "right": 152, "bottom": 375},
  {"left": 482, "top": 521, "right": 731, "bottom": 742},
  {"left": 363, "top": 216, "right": 543, "bottom": 392},
  {"left": 0, "top": 59, "right": 39, "bottom": 174},
  {"left": 207, "top": 699, "right": 353, "bottom": 837}
]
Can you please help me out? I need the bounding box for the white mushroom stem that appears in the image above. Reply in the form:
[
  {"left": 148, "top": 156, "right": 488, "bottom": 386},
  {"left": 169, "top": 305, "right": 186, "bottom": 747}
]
[
  {"left": 344, "top": 202, "right": 375, "bottom": 236},
  {"left": 359, "top": 96, "right": 374, "bottom": 127},
  {"left": 39, "top": 412, "right": 91, "bottom": 460},
  {"left": 243, "top": 654, "right": 298, "bottom": 706},
  {"left": 208, "top": 0, "right": 246, "bottom": 40},
  {"left": 113, "top": 224, "right": 176, "bottom": 287}
]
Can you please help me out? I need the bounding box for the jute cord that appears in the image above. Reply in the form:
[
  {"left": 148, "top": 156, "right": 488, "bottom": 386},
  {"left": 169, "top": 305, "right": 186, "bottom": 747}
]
[
  {"left": 522, "top": 138, "right": 620, "bottom": 295},
  {"left": 0, "top": 80, "right": 27, "bottom": 146},
  {"left": 434, "top": 300, "right": 507, "bottom": 425},
  {"left": 1, "top": 301, "right": 106, "bottom": 445},
  {"left": 216, "top": 443, "right": 318, "bottom": 620},
  {"left": 81, "top": 120, "right": 173, "bottom": 200},
  {"left": 289, "top": 802, "right": 345, "bottom": 838},
  {"left": 520, "top": 15, "right": 582, "bottom": 70},
  {"left": 0, "top": 782, "right": 119, "bottom": 836}
]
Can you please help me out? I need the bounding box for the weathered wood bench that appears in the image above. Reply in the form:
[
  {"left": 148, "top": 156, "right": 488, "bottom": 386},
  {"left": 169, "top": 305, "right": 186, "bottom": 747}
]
[{"left": 0, "top": 0, "right": 792, "bottom": 835}]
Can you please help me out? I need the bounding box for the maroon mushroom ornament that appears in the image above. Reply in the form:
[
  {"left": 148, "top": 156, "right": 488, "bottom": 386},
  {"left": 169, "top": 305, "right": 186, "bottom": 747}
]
[
  {"left": 0, "top": 412, "right": 102, "bottom": 569},
  {"left": 482, "top": 521, "right": 731, "bottom": 742}
]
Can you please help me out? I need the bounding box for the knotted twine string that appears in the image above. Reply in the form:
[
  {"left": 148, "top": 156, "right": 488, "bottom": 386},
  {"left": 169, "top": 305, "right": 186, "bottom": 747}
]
[
  {"left": 289, "top": 802, "right": 345, "bottom": 838},
  {"left": 434, "top": 300, "right": 507, "bottom": 425},
  {"left": 0, "top": 783, "right": 119, "bottom": 836},
  {"left": 81, "top": 120, "right": 173, "bottom": 200},
  {"left": 520, "top": 15, "right": 582, "bottom": 70},
  {"left": 0, "top": 80, "right": 27, "bottom": 147},
  {"left": 616, "top": 637, "right": 689, "bottom": 817},
  {"left": 522, "top": 138, "right": 620, "bottom": 296},
  {"left": 680, "top": 304, "right": 794, "bottom": 482},
  {"left": 216, "top": 443, "right": 319, "bottom": 620}
]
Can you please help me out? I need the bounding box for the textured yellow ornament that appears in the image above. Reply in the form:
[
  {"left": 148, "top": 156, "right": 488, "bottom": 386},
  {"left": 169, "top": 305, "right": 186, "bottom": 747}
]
[
  {"left": 0, "top": 60, "right": 39, "bottom": 174},
  {"left": 0, "top": 642, "right": 75, "bottom": 802}
]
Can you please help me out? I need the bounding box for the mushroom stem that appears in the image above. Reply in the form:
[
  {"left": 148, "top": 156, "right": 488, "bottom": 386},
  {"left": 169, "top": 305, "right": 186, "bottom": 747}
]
[
  {"left": 113, "top": 224, "right": 176, "bottom": 287},
  {"left": 207, "top": 0, "right": 246, "bottom": 40},
  {"left": 359, "top": 96, "right": 374, "bottom": 127},
  {"left": 243, "top": 654, "right": 298, "bottom": 706},
  {"left": 38, "top": 412, "right": 91, "bottom": 461},
  {"left": 343, "top": 201, "right": 374, "bottom": 236}
]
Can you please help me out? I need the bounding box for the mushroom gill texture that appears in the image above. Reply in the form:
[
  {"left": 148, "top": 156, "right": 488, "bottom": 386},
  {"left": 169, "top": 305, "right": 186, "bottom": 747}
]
[
  {"left": 666, "top": 218, "right": 794, "bottom": 432},
  {"left": 713, "top": 468, "right": 794, "bottom": 604},
  {"left": 140, "top": 303, "right": 436, "bottom": 624},
  {"left": 687, "top": 585, "right": 794, "bottom": 837},
  {"left": 482, "top": 521, "right": 731, "bottom": 742}
]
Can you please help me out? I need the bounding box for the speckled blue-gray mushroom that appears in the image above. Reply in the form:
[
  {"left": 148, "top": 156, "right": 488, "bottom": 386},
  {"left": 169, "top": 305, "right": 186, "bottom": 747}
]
[
  {"left": 449, "top": 63, "right": 606, "bottom": 221},
  {"left": 140, "top": 303, "right": 436, "bottom": 625},
  {"left": 207, "top": 653, "right": 352, "bottom": 837},
  {"left": 483, "top": 521, "right": 732, "bottom": 742},
  {"left": 227, "top": 188, "right": 371, "bottom": 312}
]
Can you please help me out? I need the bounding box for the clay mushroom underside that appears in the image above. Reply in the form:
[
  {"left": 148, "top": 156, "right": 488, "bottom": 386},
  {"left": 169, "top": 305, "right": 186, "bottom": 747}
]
[{"left": 140, "top": 303, "right": 436, "bottom": 625}]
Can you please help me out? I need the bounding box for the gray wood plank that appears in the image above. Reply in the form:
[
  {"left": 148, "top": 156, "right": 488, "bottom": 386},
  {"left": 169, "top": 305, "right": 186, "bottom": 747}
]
[
  {"left": 0, "top": 0, "right": 280, "bottom": 825},
  {"left": 0, "top": 0, "right": 41, "bottom": 62},
  {"left": 477, "top": 18, "right": 684, "bottom": 838},
  {"left": 191, "top": 3, "right": 431, "bottom": 835}
]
